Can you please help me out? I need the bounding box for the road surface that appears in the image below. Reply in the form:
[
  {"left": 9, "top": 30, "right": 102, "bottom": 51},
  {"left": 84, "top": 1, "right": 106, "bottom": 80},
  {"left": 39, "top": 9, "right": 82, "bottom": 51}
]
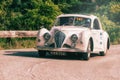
[{"left": 0, "top": 45, "right": 120, "bottom": 80}]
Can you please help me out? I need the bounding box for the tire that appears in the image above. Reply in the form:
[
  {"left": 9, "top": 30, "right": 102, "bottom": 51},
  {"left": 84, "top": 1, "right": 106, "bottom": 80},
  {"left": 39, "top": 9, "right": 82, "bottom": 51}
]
[
  {"left": 38, "top": 50, "right": 46, "bottom": 57},
  {"left": 100, "top": 50, "right": 107, "bottom": 56},
  {"left": 83, "top": 53, "right": 90, "bottom": 60},
  {"left": 83, "top": 41, "right": 91, "bottom": 60},
  {"left": 100, "top": 51, "right": 105, "bottom": 56}
]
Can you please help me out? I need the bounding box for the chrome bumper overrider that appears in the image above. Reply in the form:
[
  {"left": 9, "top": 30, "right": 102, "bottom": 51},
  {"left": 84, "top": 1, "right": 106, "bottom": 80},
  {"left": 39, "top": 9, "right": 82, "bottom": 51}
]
[{"left": 36, "top": 46, "right": 85, "bottom": 52}]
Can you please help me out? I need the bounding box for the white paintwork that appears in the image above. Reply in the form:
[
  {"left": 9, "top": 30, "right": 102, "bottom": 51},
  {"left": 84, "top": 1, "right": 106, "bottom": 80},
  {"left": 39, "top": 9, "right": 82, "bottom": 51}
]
[{"left": 36, "top": 14, "right": 110, "bottom": 53}]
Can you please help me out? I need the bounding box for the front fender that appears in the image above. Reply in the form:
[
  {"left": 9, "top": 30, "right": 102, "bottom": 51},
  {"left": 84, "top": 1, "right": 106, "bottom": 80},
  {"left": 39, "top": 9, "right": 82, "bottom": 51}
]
[
  {"left": 80, "top": 31, "right": 91, "bottom": 51},
  {"left": 36, "top": 28, "right": 51, "bottom": 46}
]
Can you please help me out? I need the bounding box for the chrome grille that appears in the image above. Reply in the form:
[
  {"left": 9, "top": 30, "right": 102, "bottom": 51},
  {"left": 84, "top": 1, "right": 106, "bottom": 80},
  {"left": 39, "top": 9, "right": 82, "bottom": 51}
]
[{"left": 54, "top": 31, "right": 65, "bottom": 48}]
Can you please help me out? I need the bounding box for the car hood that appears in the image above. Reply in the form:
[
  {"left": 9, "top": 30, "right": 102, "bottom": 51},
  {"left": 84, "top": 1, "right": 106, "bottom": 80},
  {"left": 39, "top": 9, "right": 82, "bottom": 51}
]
[{"left": 51, "top": 26, "right": 89, "bottom": 35}]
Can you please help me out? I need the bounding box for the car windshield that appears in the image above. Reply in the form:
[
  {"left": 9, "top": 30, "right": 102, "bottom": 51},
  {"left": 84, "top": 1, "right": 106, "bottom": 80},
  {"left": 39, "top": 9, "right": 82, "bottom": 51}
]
[{"left": 55, "top": 16, "right": 91, "bottom": 27}]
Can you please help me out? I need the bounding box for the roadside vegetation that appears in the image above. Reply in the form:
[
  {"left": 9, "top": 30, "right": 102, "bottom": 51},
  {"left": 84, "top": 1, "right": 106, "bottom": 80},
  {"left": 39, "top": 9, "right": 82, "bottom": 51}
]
[{"left": 0, "top": 0, "right": 119, "bottom": 49}]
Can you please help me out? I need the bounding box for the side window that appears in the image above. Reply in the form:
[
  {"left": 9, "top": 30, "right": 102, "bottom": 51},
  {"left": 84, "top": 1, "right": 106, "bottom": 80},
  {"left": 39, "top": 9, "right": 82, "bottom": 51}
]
[{"left": 93, "top": 19, "right": 100, "bottom": 29}]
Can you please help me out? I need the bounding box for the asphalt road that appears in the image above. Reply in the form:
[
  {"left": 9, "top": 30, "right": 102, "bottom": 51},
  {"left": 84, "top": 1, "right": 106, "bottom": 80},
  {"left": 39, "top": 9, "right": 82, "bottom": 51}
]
[{"left": 0, "top": 45, "right": 120, "bottom": 80}]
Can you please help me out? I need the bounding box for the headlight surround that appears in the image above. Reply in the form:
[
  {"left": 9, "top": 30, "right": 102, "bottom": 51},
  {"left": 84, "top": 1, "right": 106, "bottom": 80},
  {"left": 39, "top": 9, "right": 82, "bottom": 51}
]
[
  {"left": 71, "top": 34, "right": 78, "bottom": 43},
  {"left": 43, "top": 33, "right": 51, "bottom": 41}
]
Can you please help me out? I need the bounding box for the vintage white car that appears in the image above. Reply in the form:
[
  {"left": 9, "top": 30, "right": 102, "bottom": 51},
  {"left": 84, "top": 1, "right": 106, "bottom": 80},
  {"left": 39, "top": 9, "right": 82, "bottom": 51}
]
[{"left": 36, "top": 14, "right": 110, "bottom": 60}]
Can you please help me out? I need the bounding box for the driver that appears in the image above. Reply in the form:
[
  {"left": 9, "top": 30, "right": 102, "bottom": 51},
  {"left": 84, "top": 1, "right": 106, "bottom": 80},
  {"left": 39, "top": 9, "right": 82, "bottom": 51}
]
[{"left": 66, "top": 17, "right": 74, "bottom": 25}]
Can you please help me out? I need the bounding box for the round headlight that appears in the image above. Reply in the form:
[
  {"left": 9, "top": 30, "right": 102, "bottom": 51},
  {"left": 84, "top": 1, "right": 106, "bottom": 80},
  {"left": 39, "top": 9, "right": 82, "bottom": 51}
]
[
  {"left": 43, "top": 33, "right": 51, "bottom": 41},
  {"left": 71, "top": 34, "right": 78, "bottom": 42}
]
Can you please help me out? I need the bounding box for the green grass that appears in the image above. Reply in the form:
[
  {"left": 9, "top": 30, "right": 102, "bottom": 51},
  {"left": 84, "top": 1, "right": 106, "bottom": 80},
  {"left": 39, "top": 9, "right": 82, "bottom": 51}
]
[{"left": 0, "top": 38, "right": 36, "bottom": 50}]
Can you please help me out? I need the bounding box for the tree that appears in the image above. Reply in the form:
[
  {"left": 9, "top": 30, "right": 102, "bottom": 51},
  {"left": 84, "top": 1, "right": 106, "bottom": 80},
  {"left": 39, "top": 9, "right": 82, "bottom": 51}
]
[
  {"left": 0, "top": 0, "right": 61, "bottom": 30},
  {"left": 109, "top": 1, "right": 120, "bottom": 25}
]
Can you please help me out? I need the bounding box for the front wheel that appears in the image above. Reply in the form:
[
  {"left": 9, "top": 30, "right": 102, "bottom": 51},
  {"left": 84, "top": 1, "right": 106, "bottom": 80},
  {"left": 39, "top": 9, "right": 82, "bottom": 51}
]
[
  {"left": 83, "top": 41, "right": 91, "bottom": 60},
  {"left": 38, "top": 50, "right": 47, "bottom": 57}
]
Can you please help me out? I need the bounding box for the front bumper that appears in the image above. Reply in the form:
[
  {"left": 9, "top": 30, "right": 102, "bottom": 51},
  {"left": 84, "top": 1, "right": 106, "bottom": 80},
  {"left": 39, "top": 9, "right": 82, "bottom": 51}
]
[{"left": 36, "top": 46, "right": 85, "bottom": 52}]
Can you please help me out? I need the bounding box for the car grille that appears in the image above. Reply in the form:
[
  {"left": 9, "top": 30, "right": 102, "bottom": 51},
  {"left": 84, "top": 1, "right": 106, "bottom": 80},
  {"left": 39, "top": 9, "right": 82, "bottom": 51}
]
[{"left": 54, "top": 31, "right": 65, "bottom": 48}]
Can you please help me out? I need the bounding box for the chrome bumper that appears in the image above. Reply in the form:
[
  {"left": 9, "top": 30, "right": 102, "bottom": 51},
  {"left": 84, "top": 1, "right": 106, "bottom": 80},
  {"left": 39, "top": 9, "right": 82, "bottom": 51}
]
[{"left": 36, "top": 46, "right": 85, "bottom": 52}]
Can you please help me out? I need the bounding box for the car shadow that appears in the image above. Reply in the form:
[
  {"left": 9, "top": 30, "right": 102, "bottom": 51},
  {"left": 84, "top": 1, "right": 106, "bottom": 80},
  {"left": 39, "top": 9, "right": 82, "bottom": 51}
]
[
  {"left": 4, "top": 51, "right": 40, "bottom": 58},
  {"left": 4, "top": 51, "right": 99, "bottom": 61}
]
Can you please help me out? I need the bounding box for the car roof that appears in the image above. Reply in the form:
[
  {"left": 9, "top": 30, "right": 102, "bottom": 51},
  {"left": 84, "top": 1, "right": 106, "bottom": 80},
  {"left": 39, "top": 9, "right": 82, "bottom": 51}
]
[{"left": 57, "top": 14, "right": 97, "bottom": 19}]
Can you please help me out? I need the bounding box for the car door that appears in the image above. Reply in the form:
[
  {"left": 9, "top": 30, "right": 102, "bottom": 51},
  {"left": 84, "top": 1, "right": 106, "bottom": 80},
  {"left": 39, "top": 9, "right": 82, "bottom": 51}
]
[{"left": 91, "top": 19, "right": 104, "bottom": 52}]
